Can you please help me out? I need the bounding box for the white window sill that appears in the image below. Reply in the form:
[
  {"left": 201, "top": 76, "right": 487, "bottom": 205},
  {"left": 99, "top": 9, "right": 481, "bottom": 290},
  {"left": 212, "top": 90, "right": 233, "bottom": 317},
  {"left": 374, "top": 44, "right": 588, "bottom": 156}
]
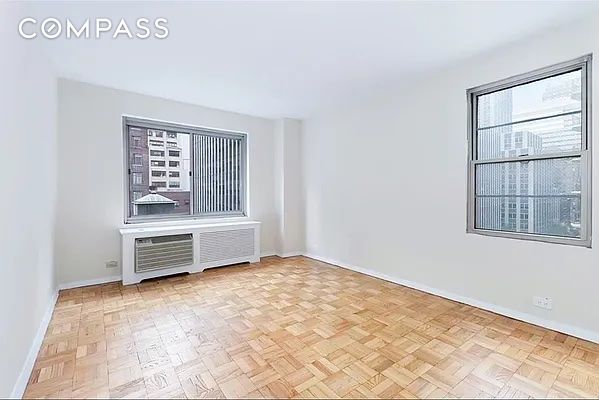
[{"left": 122, "top": 215, "right": 251, "bottom": 229}]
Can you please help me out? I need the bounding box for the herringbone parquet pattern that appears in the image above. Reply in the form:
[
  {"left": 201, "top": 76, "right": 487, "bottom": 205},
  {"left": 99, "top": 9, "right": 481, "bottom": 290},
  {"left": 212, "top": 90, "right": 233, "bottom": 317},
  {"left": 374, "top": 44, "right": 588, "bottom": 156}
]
[{"left": 24, "top": 256, "right": 599, "bottom": 399}]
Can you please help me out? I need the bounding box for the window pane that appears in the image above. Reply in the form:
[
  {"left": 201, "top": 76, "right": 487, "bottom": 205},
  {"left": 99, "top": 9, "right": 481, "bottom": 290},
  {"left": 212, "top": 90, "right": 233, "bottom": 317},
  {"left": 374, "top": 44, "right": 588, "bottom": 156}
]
[
  {"left": 475, "top": 196, "right": 580, "bottom": 238},
  {"left": 475, "top": 157, "right": 581, "bottom": 237},
  {"left": 476, "top": 112, "right": 581, "bottom": 160},
  {"left": 477, "top": 69, "right": 581, "bottom": 129},
  {"left": 193, "top": 134, "right": 243, "bottom": 214},
  {"left": 128, "top": 126, "right": 191, "bottom": 218}
]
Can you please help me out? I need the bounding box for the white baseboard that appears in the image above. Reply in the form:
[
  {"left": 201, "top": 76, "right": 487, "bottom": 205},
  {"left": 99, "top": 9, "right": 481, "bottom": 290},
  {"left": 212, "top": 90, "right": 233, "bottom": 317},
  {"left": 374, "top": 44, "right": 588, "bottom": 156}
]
[
  {"left": 277, "top": 251, "right": 304, "bottom": 258},
  {"left": 58, "top": 275, "right": 122, "bottom": 290},
  {"left": 10, "top": 289, "right": 59, "bottom": 399},
  {"left": 261, "top": 251, "right": 303, "bottom": 258},
  {"left": 303, "top": 253, "right": 599, "bottom": 344}
]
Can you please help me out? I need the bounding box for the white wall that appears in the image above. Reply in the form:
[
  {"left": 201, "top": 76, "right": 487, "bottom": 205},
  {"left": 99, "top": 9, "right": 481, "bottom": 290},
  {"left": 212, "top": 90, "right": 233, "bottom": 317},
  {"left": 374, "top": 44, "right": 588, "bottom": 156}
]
[
  {"left": 303, "top": 15, "right": 599, "bottom": 338},
  {"left": 56, "top": 80, "right": 278, "bottom": 285},
  {"left": 274, "top": 119, "right": 305, "bottom": 256},
  {"left": 0, "top": 3, "right": 58, "bottom": 397}
]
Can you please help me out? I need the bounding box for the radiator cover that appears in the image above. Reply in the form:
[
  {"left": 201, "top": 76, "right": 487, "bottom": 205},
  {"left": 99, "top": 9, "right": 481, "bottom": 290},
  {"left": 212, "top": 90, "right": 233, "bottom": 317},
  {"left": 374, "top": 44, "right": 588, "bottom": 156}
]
[
  {"left": 199, "top": 228, "right": 255, "bottom": 263},
  {"left": 120, "top": 221, "right": 261, "bottom": 285}
]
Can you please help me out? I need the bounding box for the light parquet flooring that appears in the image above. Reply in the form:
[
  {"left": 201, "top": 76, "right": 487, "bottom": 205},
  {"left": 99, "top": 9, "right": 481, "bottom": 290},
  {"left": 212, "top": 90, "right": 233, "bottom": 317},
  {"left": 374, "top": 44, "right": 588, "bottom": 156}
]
[{"left": 24, "top": 256, "right": 599, "bottom": 399}]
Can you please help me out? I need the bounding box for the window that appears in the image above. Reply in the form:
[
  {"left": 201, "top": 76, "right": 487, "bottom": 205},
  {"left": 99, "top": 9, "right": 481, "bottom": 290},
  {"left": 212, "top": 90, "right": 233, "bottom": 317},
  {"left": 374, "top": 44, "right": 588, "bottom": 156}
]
[
  {"left": 132, "top": 154, "right": 143, "bottom": 166},
  {"left": 124, "top": 116, "right": 247, "bottom": 222},
  {"left": 467, "top": 55, "right": 591, "bottom": 246},
  {"left": 132, "top": 172, "right": 142, "bottom": 185},
  {"left": 149, "top": 129, "right": 164, "bottom": 138},
  {"left": 514, "top": 133, "right": 523, "bottom": 149}
]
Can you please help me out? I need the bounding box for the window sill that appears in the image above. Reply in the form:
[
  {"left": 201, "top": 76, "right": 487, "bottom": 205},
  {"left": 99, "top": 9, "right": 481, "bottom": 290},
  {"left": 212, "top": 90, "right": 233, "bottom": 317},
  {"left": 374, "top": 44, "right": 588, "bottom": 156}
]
[
  {"left": 123, "top": 215, "right": 250, "bottom": 229},
  {"left": 467, "top": 228, "right": 591, "bottom": 248}
]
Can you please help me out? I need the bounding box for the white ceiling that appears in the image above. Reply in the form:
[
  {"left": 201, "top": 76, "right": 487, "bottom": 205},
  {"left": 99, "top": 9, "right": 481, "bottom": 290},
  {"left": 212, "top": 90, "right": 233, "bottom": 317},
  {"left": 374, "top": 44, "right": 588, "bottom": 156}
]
[{"left": 29, "top": 1, "right": 599, "bottom": 119}]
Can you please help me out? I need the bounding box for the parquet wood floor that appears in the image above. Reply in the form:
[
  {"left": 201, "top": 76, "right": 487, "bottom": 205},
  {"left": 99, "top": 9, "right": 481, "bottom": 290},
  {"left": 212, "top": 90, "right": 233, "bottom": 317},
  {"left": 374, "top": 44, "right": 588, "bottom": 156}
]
[{"left": 24, "top": 256, "right": 599, "bottom": 399}]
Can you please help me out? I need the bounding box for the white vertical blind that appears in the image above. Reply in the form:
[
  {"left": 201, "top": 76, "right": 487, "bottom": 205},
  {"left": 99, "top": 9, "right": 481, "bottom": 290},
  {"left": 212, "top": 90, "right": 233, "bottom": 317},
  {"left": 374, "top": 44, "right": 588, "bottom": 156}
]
[{"left": 192, "top": 132, "right": 243, "bottom": 215}]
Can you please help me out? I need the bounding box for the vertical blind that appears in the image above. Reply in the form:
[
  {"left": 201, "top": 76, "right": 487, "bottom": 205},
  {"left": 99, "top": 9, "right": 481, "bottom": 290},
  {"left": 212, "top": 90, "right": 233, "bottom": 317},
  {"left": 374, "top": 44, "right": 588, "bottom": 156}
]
[{"left": 193, "top": 133, "right": 244, "bottom": 215}]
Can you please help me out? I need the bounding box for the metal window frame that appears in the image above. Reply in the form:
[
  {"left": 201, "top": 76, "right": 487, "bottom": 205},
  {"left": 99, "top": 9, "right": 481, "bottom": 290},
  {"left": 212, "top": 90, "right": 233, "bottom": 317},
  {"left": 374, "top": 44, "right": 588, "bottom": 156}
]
[
  {"left": 466, "top": 54, "right": 592, "bottom": 247},
  {"left": 122, "top": 115, "right": 248, "bottom": 224}
]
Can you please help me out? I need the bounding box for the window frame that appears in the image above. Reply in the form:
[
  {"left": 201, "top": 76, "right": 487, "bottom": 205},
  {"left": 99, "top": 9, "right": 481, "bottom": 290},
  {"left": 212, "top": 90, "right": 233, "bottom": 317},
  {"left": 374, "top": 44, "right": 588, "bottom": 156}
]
[
  {"left": 466, "top": 54, "right": 592, "bottom": 247},
  {"left": 122, "top": 116, "right": 248, "bottom": 224}
]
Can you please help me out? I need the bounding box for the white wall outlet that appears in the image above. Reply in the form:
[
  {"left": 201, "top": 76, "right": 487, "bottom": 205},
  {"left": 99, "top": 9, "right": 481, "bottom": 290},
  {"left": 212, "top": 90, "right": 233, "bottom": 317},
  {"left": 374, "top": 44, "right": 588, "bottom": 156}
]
[
  {"left": 533, "top": 296, "right": 553, "bottom": 310},
  {"left": 105, "top": 260, "right": 118, "bottom": 269}
]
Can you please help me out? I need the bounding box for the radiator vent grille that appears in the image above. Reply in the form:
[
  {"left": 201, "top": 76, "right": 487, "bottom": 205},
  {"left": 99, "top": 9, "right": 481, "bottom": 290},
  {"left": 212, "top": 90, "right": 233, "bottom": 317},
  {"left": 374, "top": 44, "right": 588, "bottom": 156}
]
[
  {"left": 199, "top": 229, "right": 254, "bottom": 263},
  {"left": 135, "top": 234, "right": 193, "bottom": 273}
]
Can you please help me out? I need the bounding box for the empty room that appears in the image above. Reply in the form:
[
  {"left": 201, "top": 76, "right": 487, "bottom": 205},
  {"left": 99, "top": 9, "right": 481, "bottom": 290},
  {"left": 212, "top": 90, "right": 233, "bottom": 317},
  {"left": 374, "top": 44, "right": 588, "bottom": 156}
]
[{"left": 3, "top": 1, "right": 599, "bottom": 399}]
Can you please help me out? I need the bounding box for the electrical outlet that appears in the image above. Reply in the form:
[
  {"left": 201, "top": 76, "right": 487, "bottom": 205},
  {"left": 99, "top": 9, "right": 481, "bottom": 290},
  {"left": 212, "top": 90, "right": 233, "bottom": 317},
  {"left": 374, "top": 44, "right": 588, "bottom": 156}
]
[
  {"left": 533, "top": 296, "right": 553, "bottom": 310},
  {"left": 105, "top": 260, "right": 118, "bottom": 269}
]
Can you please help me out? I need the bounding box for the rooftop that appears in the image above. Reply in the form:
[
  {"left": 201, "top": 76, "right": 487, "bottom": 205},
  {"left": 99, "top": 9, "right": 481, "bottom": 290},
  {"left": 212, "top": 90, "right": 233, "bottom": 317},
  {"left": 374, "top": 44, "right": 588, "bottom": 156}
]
[{"left": 133, "top": 193, "right": 176, "bottom": 204}]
